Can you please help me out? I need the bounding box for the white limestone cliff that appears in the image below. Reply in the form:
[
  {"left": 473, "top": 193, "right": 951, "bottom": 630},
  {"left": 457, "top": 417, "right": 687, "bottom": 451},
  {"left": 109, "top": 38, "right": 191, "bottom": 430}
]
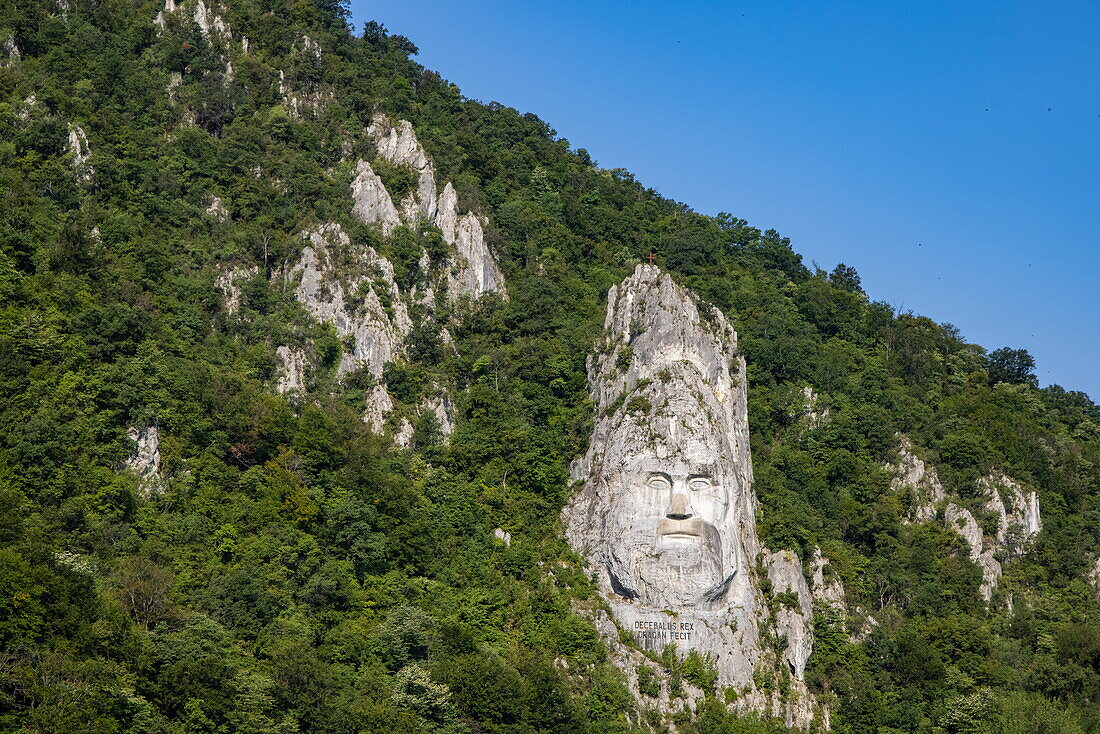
[
  {"left": 801, "top": 386, "right": 829, "bottom": 428},
  {"left": 436, "top": 182, "right": 505, "bottom": 298},
  {"left": 889, "top": 438, "right": 1043, "bottom": 602},
  {"left": 126, "top": 426, "right": 162, "bottom": 496},
  {"left": 810, "top": 547, "right": 846, "bottom": 610},
  {"left": 355, "top": 116, "right": 505, "bottom": 301},
  {"left": 206, "top": 196, "right": 230, "bottom": 222},
  {"left": 766, "top": 550, "right": 815, "bottom": 679},
  {"left": 2, "top": 34, "right": 19, "bottom": 66},
  {"left": 889, "top": 436, "right": 946, "bottom": 522},
  {"left": 1088, "top": 558, "right": 1100, "bottom": 599},
  {"left": 214, "top": 265, "right": 256, "bottom": 315},
  {"left": 392, "top": 418, "right": 414, "bottom": 449},
  {"left": 351, "top": 160, "right": 402, "bottom": 235},
  {"left": 68, "top": 125, "right": 93, "bottom": 182},
  {"left": 368, "top": 115, "right": 438, "bottom": 223},
  {"left": 285, "top": 222, "right": 411, "bottom": 377},
  {"left": 155, "top": 0, "right": 232, "bottom": 38},
  {"left": 565, "top": 265, "right": 826, "bottom": 728},
  {"left": 421, "top": 389, "right": 455, "bottom": 439},
  {"left": 361, "top": 384, "right": 394, "bottom": 433},
  {"left": 979, "top": 472, "right": 1042, "bottom": 549},
  {"left": 275, "top": 345, "right": 307, "bottom": 394}
]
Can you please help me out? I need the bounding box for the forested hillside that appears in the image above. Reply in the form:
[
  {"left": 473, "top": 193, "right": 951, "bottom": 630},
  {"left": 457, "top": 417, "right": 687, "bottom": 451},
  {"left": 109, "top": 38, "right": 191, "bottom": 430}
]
[{"left": 2, "top": 1, "right": 1100, "bottom": 732}]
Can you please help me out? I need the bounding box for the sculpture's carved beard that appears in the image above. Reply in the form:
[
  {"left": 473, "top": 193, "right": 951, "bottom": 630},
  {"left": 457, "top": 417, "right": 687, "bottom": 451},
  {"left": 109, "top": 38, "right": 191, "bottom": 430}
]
[{"left": 608, "top": 522, "right": 730, "bottom": 608}]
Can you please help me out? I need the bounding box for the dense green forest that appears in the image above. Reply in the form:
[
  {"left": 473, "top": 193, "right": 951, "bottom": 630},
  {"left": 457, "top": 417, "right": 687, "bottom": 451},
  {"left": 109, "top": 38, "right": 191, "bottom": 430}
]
[{"left": 2, "top": 1, "right": 1100, "bottom": 732}]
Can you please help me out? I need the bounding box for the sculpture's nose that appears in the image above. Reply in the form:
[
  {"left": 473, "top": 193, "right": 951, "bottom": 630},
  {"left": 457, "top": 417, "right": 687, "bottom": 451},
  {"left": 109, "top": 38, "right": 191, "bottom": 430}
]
[{"left": 667, "top": 493, "right": 693, "bottom": 520}]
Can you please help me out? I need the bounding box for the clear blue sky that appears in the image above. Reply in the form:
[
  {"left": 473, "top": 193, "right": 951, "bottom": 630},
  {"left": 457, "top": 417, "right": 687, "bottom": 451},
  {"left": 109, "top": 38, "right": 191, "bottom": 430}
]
[{"left": 348, "top": 1, "right": 1100, "bottom": 399}]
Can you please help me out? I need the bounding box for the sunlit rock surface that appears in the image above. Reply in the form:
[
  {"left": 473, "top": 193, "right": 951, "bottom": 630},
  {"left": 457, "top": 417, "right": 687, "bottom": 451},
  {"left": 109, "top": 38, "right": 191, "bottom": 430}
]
[
  {"left": 351, "top": 160, "right": 402, "bottom": 235},
  {"left": 356, "top": 116, "right": 505, "bottom": 300},
  {"left": 889, "top": 436, "right": 947, "bottom": 522},
  {"left": 566, "top": 264, "right": 826, "bottom": 728},
  {"left": 285, "top": 222, "right": 410, "bottom": 377},
  {"left": 214, "top": 264, "right": 256, "bottom": 315},
  {"left": 275, "top": 346, "right": 307, "bottom": 394},
  {"left": 766, "top": 550, "right": 814, "bottom": 679},
  {"left": 68, "top": 125, "right": 93, "bottom": 182},
  {"left": 889, "top": 438, "right": 1043, "bottom": 601},
  {"left": 126, "top": 426, "right": 162, "bottom": 496}
]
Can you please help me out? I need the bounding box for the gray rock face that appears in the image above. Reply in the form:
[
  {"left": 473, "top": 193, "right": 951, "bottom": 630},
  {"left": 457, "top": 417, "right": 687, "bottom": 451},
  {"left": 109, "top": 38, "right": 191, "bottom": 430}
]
[
  {"left": 567, "top": 264, "right": 754, "bottom": 611},
  {"left": 275, "top": 119, "right": 504, "bottom": 443},
  {"left": 801, "top": 386, "right": 829, "bottom": 427},
  {"left": 889, "top": 439, "right": 1043, "bottom": 602},
  {"left": 350, "top": 160, "right": 402, "bottom": 235},
  {"left": 369, "top": 115, "right": 438, "bottom": 223},
  {"left": 810, "top": 547, "right": 846, "bottom": 610},
  {"left": 361, "top": 384, "right": 394, "bottom": 433},
  {"left": 355, "top": 116, "right": 505, "bottom": 300},
  {"left": 285, "top": 222, "right": 411, "bottom": 377},
  {"left": 1089, "top": 558, "right": 1100, "bottom": 599},
  {"left": 68, "top": 125, "right": 93, "bottom": 182},
  {"left": 944, "top": 502, "right": 1003, "bottom": 600},
  {"left": 126, "top": 426, "right": 162, "bottom": 496},
  {"left": 214, "top": 265, "right": 256, "bottom": 314},
  {"left": 422, "top": 389, "right": 455, "bottom": 439},
  {"left": 565, "top": 265, "right": 824, "bottom": 728},
  {"left": 275, "top": 345, "right": 307, "bottom": 394},
  {"left": 979, "top": 472, "right": 1042, "bottom": 548},
  {"left": 206, "top": 196, "right": 229, "bottom": 222},
  {"left": 888, "top": 437, "right": 946, "bottom": 522},
  {"left": 2, "top": 34, "right": 19, "bottom": 66},
  {"left": 436, "top": 183, "right": 505, "bottom": 298},
  {"left": 193, "top": 0, "right": 231, "bottom": 37},
  {"left": 766, "top": 550, "right": 814, "bottom": 679},
  {"left": 155, "top": 0, "right": 231, "bottom": 37}
]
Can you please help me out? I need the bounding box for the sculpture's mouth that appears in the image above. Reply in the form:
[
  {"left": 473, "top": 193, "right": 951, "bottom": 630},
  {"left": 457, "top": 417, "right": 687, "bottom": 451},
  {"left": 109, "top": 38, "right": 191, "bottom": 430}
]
[{"left": 657, "top": 517, "right": 703, "bottom": 541}]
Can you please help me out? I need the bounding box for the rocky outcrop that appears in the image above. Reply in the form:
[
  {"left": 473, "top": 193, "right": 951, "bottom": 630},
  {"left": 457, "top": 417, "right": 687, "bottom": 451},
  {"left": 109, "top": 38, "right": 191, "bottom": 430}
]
[
  {"left": 2, "top": 34, "right": 18, "bottom": 66},
  {"left": 889, "top": 439, "right": 1042, "bottom": 602},
  {"left": 810, "top": 547, "right": 846, "bottom": 610},
  {"left": 368, "top": 115, "right": 438, "bottom": 223},
  {"left": 766, "top": 550, "right": 814, "bottom": 679},
  {"left": 421, "top": 389, "right": 455, "bottom": 439},
  {"left": 888, "top": 437, "right": 946, "bottom": 522},
  {"left": 275, "top": 346, "right": 307, "bottom": 394},
  {"left": 298, "top": 35, "right": 321, "bottom": 59},
  {"left": 285, "top": 222, "right": 411, "bottom": 377},
  {"left": 155, "top": 0, "right": 232, "bottom": 38},
  {"left": 68, "top": 125, "right": 93, "bottom": 182},
  {"left": 1088, "top": 558, "right": 1100, "bottom": 599},
  {"left": 351, "top": 161, "right": 402, "bottom": 235},
  {"left": 206, "top": 196, "right": 229, "bottom": 222},
  {"left": 362, "top": 384, "right": 394, "bottom": 433},
  {"left": 193, "top": 0, "right": 231, "bottom": 37},
  {"left": 436, "top": 183, "right": 505, "bottom": 298},
  {"left": 126, "top": 426, "right": 162, "bottom": 496},
  {"left": 353, "top": 116, "right": 505, "bottom": 301},
  {"left": 801, "top": 386, "right": 829, "bottom": 428},
  {"left": 214, "top": 265, "right": 256, "bottom": 315},
  {"left": 565, "top": 265, "right": 826, "bottom": 728},
  {"left": 943, "top": 502, "right": 1002, "bottom": 599},
  {"left": 979, "top": 472, "right": 1042, "bottom": 549},
  {"left": 392, "top": 418, "right": 414, "bottom": 449}
]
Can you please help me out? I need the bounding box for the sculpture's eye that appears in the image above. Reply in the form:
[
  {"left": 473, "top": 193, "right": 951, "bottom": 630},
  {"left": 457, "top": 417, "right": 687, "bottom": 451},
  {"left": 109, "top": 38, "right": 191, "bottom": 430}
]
[
  {"left": 647, "top": 475, "right": 671, "bottom": 491},
  {"left": 688, "top": 477, "right": 712, "bottom": 492}
]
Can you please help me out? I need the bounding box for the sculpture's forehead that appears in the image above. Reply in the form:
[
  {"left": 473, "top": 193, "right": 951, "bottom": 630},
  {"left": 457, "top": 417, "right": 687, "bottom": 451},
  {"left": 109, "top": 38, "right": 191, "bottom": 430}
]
[{"left": 623, "top": 455, "right": 721, "bottom": 476}]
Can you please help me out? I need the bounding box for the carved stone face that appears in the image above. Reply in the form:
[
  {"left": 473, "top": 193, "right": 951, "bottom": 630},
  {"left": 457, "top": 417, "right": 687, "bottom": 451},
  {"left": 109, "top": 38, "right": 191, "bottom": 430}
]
[{"left": 602, "top": 429, "right": 739, "bottom": 609}]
